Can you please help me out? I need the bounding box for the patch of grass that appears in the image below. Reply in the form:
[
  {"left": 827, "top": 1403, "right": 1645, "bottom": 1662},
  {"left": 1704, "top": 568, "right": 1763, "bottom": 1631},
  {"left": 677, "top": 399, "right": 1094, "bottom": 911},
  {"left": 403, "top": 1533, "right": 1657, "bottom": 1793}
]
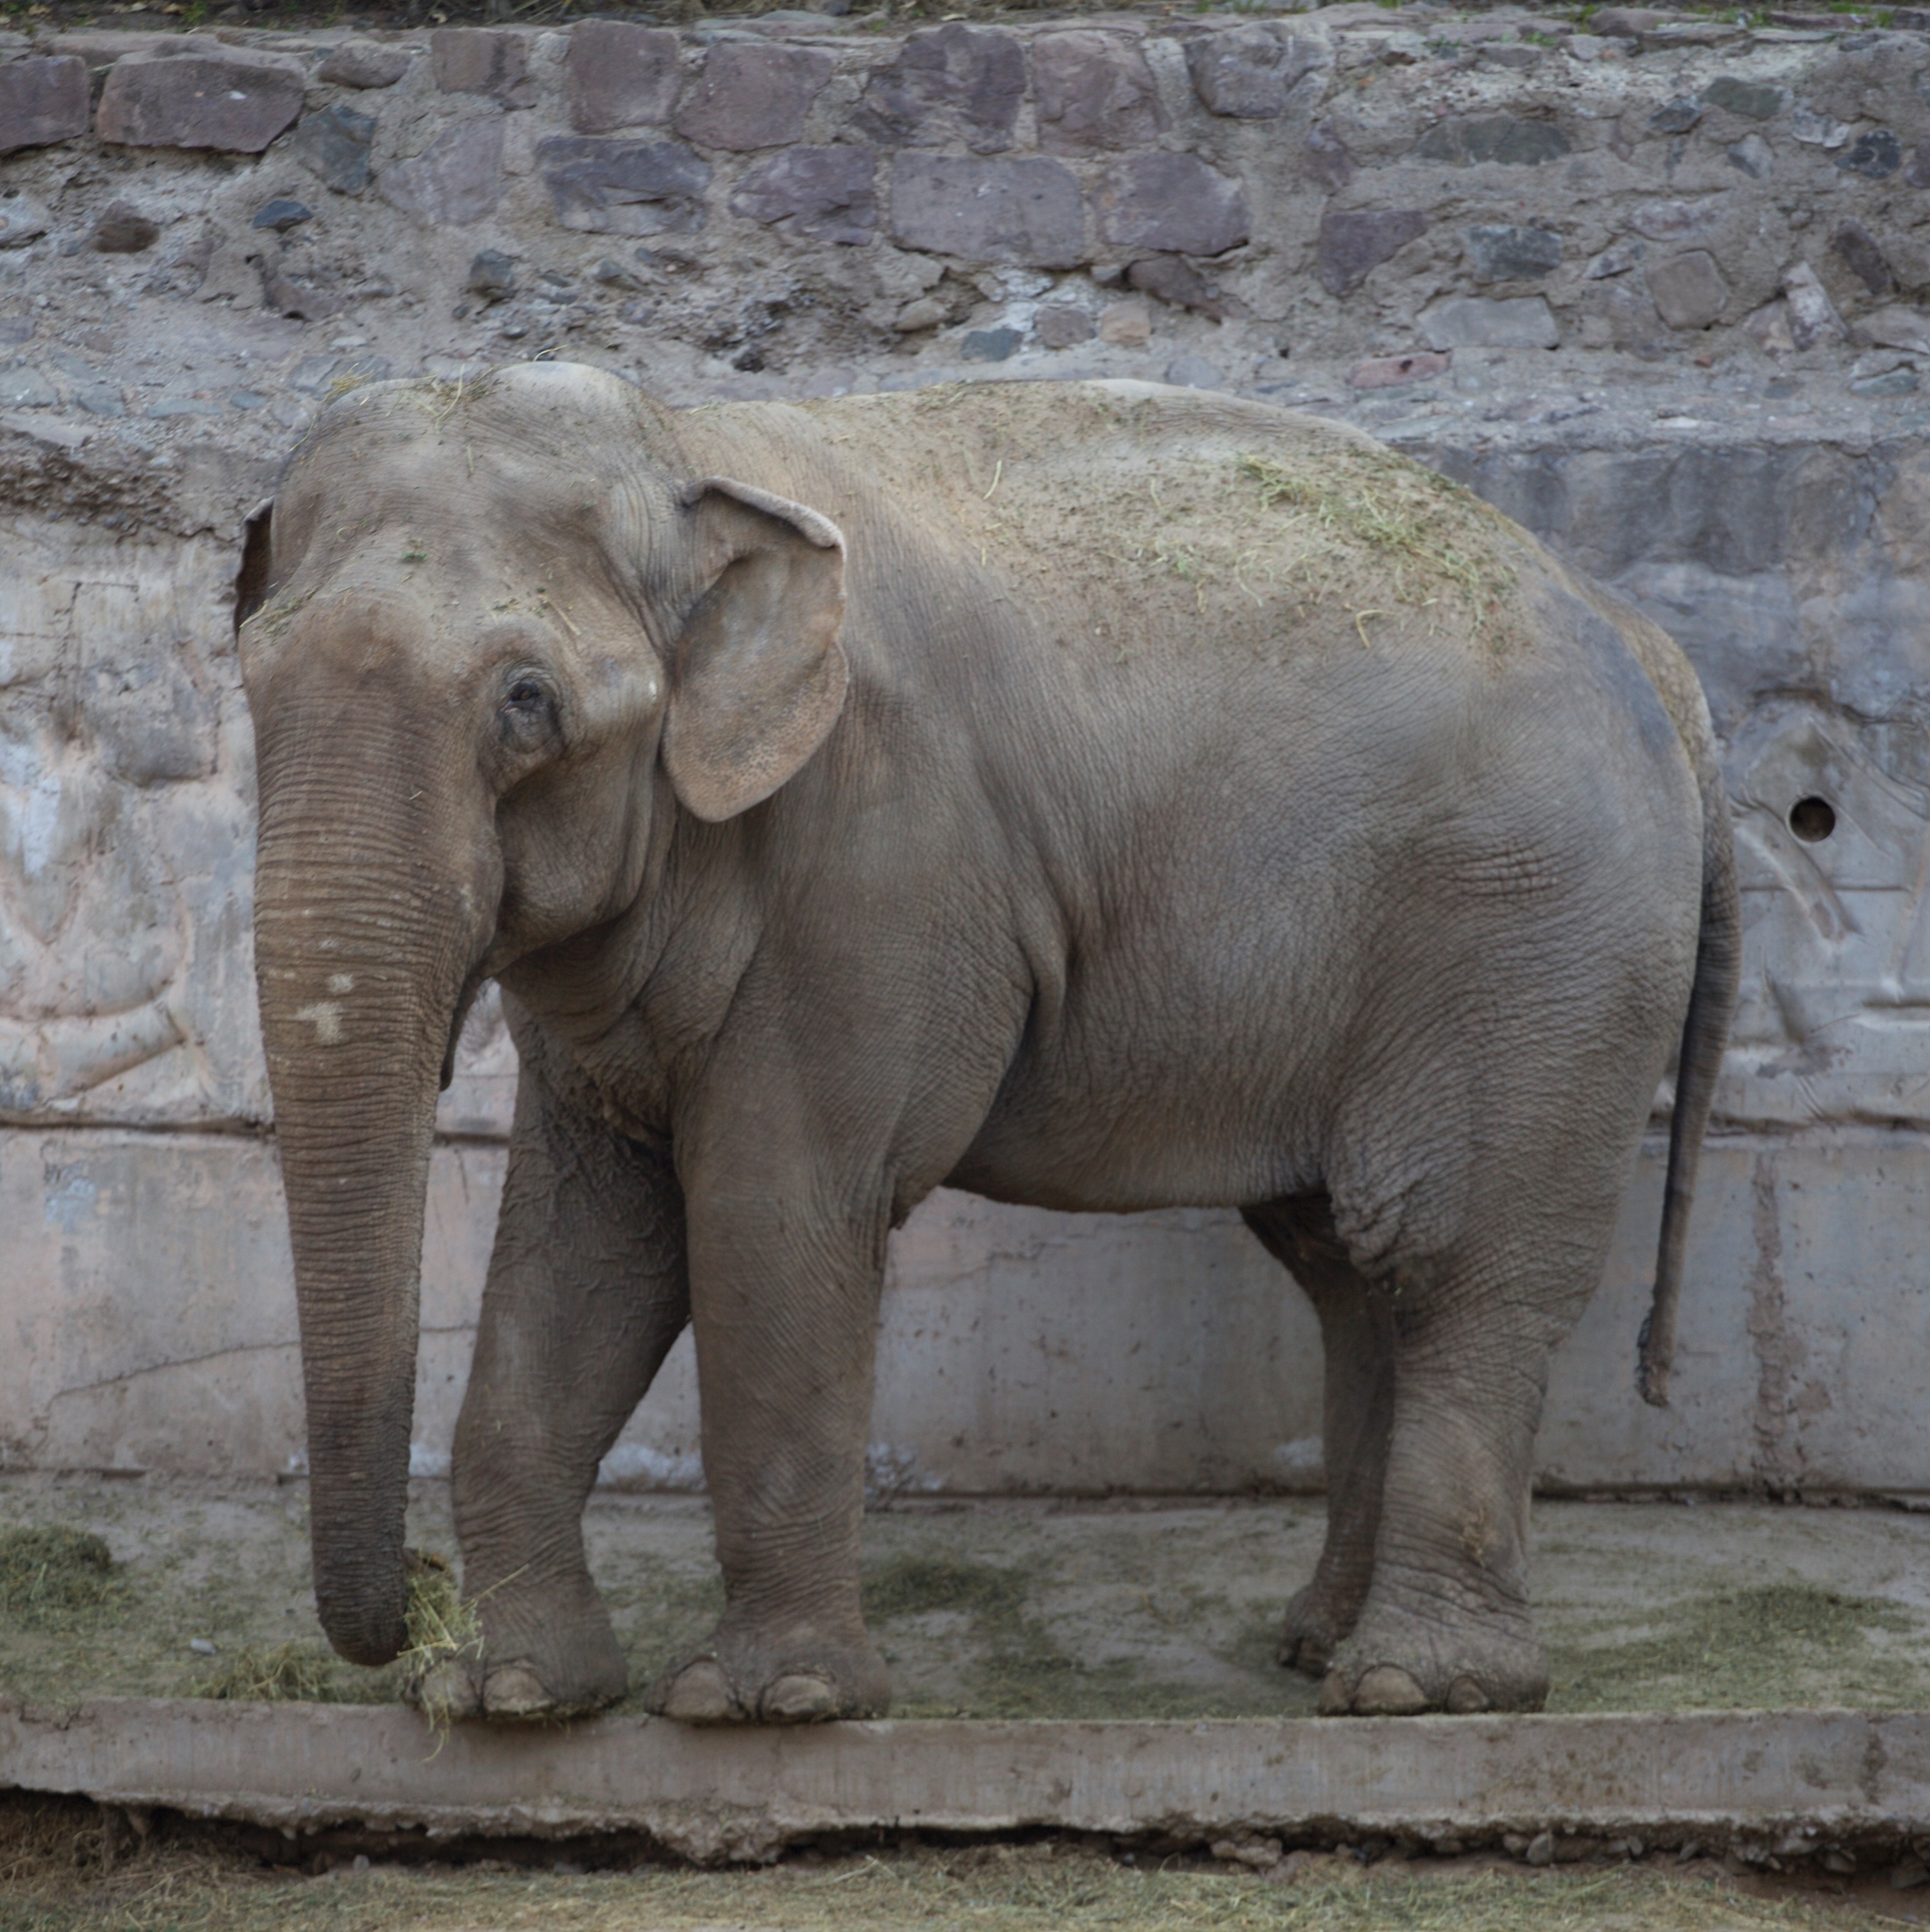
[
  {"left": 396, "top": 1551, "right": 481, "bottom": 1721},
  {"left": 1550, "top": 1582, "right": 1925, "bottom": 1713},
  {"left": 0, "top": 1528, "right": 117, "bottom": 1628},
  {"left": 193, "top": 1643, "right": 335, "bottom": 1703}
]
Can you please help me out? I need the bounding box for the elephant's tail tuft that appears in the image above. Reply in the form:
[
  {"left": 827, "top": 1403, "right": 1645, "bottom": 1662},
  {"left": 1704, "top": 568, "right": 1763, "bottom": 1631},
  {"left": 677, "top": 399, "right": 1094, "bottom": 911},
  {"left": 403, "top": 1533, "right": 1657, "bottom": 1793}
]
[{"left": 1637, "top": 747, "right": 1741, "bottom": 1408}]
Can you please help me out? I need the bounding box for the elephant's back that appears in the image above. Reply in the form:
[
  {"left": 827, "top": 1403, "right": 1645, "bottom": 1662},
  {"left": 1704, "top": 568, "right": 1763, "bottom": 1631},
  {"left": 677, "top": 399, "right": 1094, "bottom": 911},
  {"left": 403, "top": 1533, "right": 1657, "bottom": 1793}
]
[{"left": 691, "top": 382, "right": 1558, "bottom": 682}]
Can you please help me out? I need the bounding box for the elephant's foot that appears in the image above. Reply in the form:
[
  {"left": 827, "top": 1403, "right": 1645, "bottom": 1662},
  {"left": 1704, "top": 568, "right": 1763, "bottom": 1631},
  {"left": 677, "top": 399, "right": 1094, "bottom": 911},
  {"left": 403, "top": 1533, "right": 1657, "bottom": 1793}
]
[
  {"left": 1276, "top": 1573, "right": 1370, "bottom": 1678},
  {"left": 1316, "top": 1597, "right": 1547, "bottom": 1716},
  {"left": 408, "top": 1577, "right": 629, "bottom": 1724},
  {"left": 645, "top": 1616, "right": 890, "bottom": 1725}
]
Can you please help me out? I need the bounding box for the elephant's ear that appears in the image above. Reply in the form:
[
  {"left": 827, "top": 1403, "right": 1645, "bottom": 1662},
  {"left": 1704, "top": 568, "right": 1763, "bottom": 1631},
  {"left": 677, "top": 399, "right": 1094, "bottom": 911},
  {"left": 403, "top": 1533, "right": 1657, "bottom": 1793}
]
[{"left": 662, "top": 476, "right": 849, "bottom": 824}]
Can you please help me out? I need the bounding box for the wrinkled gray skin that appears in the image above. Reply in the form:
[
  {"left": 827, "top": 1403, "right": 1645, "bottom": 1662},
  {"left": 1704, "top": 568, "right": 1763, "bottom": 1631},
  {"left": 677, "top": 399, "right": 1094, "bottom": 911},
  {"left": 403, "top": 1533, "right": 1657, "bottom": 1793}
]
[{"left": 239, "top": 364, "right": 1737, "bottom": 1725}]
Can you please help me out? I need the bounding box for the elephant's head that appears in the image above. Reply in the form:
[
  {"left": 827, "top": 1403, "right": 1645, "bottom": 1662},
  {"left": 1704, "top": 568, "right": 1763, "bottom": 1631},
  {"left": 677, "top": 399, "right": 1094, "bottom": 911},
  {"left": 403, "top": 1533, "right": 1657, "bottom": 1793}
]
[{"left": 238, "top": 364, "right": 847, "bottom": 1664}]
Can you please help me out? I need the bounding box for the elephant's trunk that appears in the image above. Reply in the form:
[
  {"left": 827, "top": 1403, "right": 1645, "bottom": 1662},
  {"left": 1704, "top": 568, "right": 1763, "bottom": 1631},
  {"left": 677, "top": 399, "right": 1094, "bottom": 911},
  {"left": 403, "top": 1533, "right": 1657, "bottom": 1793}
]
[{"left": 253, "top": 729, "right": 483, "bottom": 1667}]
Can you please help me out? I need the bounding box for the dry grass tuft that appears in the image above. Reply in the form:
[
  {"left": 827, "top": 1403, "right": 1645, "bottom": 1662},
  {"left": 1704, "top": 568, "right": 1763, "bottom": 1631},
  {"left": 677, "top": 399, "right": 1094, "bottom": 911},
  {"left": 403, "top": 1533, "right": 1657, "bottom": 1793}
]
[
  {"left": 1235, "top": 450, "right": 1520, "bottom": 642},
  {"left": 193, "top": 1642, "right": 336, "bottom": 1704},
  {"left": 0, "top": 1526, "right": 117, "bottom": 1628},
  {"left": 398, "top": 1550, "right": 483, "bottom": 1725}
]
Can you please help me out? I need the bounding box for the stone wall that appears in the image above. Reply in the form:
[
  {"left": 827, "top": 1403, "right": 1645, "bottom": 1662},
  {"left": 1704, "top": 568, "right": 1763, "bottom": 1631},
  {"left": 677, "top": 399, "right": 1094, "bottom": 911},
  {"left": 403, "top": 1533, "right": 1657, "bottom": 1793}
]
[{"left": 8, "top": 4, "right": 1930, "bottom": 1495}]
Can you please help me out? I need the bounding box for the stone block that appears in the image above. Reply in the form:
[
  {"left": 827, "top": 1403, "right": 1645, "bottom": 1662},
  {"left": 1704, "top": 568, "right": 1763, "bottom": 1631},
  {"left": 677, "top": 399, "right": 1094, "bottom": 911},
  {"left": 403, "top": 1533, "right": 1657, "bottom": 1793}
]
[
  {"left": 1304, "top": 120, "right": 1354, "bottom": 192},
  {"left": 1098, "top": 299, "right": 1151, "bottom": 346},
  {"left": 536, "top": 135, "right": 710, "bottom": 237},
  {"left": 1705, "top": 75, "right": 1782, "bottom": 120},
  {"left": 1465, "top": 222, "right": 1561, "bottom": 284},
  {"left": 890, "top": 154, "right": 1083, "bottom": 268},
  {"left": 317, "top": 40, "right": 411, "bottom": 89},
  {"left": 567, "top": 21, "right": 679, "bottom": 134},
  {"left": 1126, "top": 255, "right": 1220, "bottom": 316},
  {"left": 466, "top": 248, "right": 517, "bottom": 300},
  {"left": 1589, "top": 4, "right": 1662, "bottom": 30},
  {"left": 851, "top": 23, "right": 1024, "bottom": 156},
  {"left": 379, "top": 120, "right": 505, "bottom": 229},
  {"left": 0, "top": 55, "right": 88, "bottom": 156},
  {"left": 1032, "top": 31, "right": 1164, "bottom": 156},
  {"left": 260, "top": 270, "right": 341, "bottom": 323},
  {"left": 961, "top": 326, "right": 1019, "bottom": 362},
  {"left": 1832, "top": 219, "right": 1893, "bottom": 297},
  {"left": 1348, "top": 348, "right": 1450, "bottom": 389},
  {"left": 1647, "top": 250, "right": 1728, "bottom": 329},
  {"left": 430, "top": 29, "right": 536, "bottom": 110},
  {"left": 730, "top": 145, "right": 875, "bottom": 246},
  {"left": 1035, "top": 304, "right": 1093, "bottom": 348},
  {"left": 1317, "top": 208, "right": 1425, "bottom": 297},
  {"left": 1728, "top": 134, "right": 1774, "bottom": 179},
  {"left": 94, "top": 42, "right": 304, "bottom": 153},
  {"left": 1784, "top": 260, "right": 1846, "bottom": 350},
  {"left": 1838, "top": 129, "right": 1903, "bottom": 180},
  {"left": 674, "top": 44, "right": 832, "bottom": 153},
  {"left": 1164, "top": 352, "right": 1223, "bottom": 391},
  {"left": 1649, "top": 96, "right": 1703, "bottom": 135},
  {"left": 251, "top": 197, "right": 311, "bottom": 233},
  {"left": 1186, "top": 25, "right": 1322, "bottom": 119},
  {"left": 1412, "top": 115, "right": 1571, "bottom": 167},
  {"left": 88, "top": 201, "right": 159, "bottom": 253},
  {"left": 1420, "top": 294, "right": 1559, "bottom": 350},
  {"left": 1093, "top": 154, "right": 1248, "bottom": 259},
  {"left": 293, "top": 103, "right": 376, "bottom": 196},
  {"left": 1883, "top": 233, "right": 1930, "bottom": 297}
]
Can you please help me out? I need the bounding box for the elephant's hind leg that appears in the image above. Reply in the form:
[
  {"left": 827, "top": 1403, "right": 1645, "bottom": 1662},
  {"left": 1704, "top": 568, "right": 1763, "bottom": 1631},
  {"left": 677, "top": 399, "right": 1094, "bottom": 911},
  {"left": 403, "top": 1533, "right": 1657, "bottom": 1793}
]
[
  {"left": 443, "top": 1014, "right": 689, "bottom": 1721},
  {"left": 1243, "top": 1195, "right": 1395, "bottom": 1678}
]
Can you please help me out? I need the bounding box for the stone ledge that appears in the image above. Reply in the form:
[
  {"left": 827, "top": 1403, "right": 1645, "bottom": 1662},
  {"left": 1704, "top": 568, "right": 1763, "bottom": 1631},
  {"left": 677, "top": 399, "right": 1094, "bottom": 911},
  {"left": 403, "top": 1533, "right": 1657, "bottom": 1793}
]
[{"left": 5, "top": 1696, "right": 1927, "bottom": 1865}]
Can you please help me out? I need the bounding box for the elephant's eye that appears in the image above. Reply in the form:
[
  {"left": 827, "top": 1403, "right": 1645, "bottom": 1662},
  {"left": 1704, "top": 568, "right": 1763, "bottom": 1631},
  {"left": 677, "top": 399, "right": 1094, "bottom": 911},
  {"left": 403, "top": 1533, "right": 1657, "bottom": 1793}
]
[{"left": 498, "top": 677, "right": 555, "bottom": 744}]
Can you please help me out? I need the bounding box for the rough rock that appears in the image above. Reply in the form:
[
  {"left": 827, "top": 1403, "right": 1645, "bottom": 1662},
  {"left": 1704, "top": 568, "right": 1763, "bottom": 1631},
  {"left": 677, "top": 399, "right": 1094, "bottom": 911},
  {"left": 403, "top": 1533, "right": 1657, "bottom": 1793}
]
[
  {"left": 960, "top": 326, "right": 1019, "bottom": 361},
  {"left": 316, "top": 41, "right": 411, "bottom": 89},
  {"left": 430, "top": 29, "right": 537, "bottom": 110},
  {"left": 1783, "top": 260, "right": 1846, "bottom": 348},
  {"left": 1304, "top": 120, "right": 1355, "bottom": 192},
  {"left": 0, "top": 55, "right": 88, "bottom": 156},
  {"left": 466, "top": 248, "right": 517, "bottom": 300},
  {"left": 1098, "top": 299, "right": 1151, "bottom": 345},
  {"left": 1186, "top": 25, "right": 1323, "bottom": 120},
  {"left": 1163, "top": 352, "right": 1223, "bottom": 389},
  {"left": 94, "top": 42, "right": 304, "bottom": 153},
  {"left": 1348, "top": 349, "right": 1450, "bottom": 389},
  {"left": 293, "top": 103, "right": 376, "bottom": 196},
  {"left": 1413, "top": 115, "right": 1571, "bottom": 167},
  {"left": 1465, "top": 222, "right": 1561, "bottom": 284},
  {"left": 1837, "top": 129, "right": 1903, "bottom": 180},
  {"left": 260, "top": 269, "right": 341, "bottom": 323},
  {"left": 730, "top": 145, "right": 875, "bottom": 246},
  {"left": 1093, "top": 153, "right": 1248, "bottom": 258},
  {"left": 251, "top": 198, "right": 311, "bottom": 233},
  {"left": 851, "top": 23, "right": 1025, "bottom": 155},
  {"left": 0, "top": 197, "right": 50, "bottom": 249},
  {"left": 890, "top": 154, "right": 1084, "bottom": 267},
  {"left": 1127, "top": 255, "right": 1220, "bottom": 316},
  {"left": 1832, "top": 219, "right": 1894, "bottom": 297},
  {"left": 1705, "top": 75, "right": 1781, "bottom": 120},
  {"left": 1032, "top": 31, "right": 1164, "bottom": 156},
  {"left": 1035, "top": 303, "right": 1093, "bottom": 347},
  {"left": 674, "top": 44, "right": 832, "bottom": 153},
  {"left": 1420, "top": 294, "right": 1560, "bottom": 350},
  {"left": 1319, "top": 208, "right": 1425, "bottom": 296},
  {"left": 567, "top": 21, "right": 680, "bottom": 135},
  {"left": 379, "top": 120, "right": 506, "bottom": 228},
  {"left": 1728, "top": 134, "right": 1774, "bottom": 179},
  {"left": 89, "top": 202, "right": 159, "bottom": 253},
  {"left": 536, "top": 135, "right": 710, "bottom": 236},
  {"left": 1647, "top": 250, "right": 1728, "bottom": 329},
  {"left": 1648, "top": 97, "right": 1703, "bottom": 136}
]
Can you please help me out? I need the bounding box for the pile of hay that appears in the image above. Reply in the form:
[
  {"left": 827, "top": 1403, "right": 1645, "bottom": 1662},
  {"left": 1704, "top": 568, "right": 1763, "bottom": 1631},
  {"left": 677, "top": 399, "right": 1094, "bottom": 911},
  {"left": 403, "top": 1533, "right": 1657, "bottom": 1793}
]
[{"left": 0, "top": 1526, "right": 118, "bottom": 1627}]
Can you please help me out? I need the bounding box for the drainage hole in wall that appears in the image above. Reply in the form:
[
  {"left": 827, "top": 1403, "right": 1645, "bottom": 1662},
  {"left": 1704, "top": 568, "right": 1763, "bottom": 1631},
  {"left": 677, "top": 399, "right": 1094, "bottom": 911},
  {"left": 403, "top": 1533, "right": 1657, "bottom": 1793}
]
[{"left": 1790, "top": 796, "right": 1837, "bottom": 843}]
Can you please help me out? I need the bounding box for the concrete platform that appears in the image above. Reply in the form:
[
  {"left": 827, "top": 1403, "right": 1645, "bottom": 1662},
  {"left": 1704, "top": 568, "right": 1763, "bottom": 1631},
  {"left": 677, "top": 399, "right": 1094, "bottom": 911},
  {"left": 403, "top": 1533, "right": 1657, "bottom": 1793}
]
[{"left": 6, "top": 1698, "right": 1929, "bottom": 1867}]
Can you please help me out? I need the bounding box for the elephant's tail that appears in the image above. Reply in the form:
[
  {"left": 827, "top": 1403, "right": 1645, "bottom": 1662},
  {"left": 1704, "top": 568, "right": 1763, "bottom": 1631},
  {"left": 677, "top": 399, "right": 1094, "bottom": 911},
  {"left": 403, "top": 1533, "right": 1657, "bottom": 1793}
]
[{"left": 1636, "top": 748, "right": 1741, "bottom": 1408}]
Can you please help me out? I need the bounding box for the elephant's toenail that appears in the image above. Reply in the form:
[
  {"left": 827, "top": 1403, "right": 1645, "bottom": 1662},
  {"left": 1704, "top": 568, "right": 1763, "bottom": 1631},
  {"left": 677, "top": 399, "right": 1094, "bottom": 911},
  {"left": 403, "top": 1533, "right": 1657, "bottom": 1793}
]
[
  {"left": 656, "top": 1660, "right": 737, "bottom": 1725},
  {"left": 761, "top": 1672, "right": 839, "bottom": 1723},
  {"left": 1352, "top": 1665, "right": 1430, "bottom": 1715},
  {"left": 483, "top": 1664, "right": 552, "bottom": 1718},
  {"left": 1316, "top": 1671, "right": 1355, "bottom": 1717},
  {"left": 1445, "top": 1676, "right": 1490, "bottom": 1714}
]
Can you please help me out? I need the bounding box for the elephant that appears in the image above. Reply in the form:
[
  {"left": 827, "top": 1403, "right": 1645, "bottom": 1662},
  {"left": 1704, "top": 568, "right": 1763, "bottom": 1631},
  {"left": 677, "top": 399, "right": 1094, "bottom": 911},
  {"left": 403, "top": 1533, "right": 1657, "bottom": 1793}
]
[{"left": 237, "top": 362, "right": 1737, "bottom": 1725}]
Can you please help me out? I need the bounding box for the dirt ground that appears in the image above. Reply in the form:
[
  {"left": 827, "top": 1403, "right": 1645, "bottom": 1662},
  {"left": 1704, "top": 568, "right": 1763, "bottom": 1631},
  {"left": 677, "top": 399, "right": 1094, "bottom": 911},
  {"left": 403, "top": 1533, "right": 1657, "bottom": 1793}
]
[
  {"left": 6, "top": 1479, "right": 1930, "bottom": 1718},
  {"left": 4, "top": 1797, "right": 1930, "bottom": 1932}
]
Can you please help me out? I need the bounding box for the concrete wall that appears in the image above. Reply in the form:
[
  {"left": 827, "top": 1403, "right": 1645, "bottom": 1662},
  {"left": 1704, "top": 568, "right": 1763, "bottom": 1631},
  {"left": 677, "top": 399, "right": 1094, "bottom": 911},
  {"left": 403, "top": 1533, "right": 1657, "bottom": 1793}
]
[{"left": 8, "top": 4, "right": 1930, "bottom": 1493}]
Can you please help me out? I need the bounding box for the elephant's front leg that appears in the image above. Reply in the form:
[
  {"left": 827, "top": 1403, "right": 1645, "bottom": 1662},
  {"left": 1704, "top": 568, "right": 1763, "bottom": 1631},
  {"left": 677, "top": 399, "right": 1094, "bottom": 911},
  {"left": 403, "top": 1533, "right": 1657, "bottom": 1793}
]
[
  {"left": 647, "top": 1161, "right": 890, "bottom": 1725},
  {"left": 441, "top": 1022, "right": 689, "bottom": 1720}
]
